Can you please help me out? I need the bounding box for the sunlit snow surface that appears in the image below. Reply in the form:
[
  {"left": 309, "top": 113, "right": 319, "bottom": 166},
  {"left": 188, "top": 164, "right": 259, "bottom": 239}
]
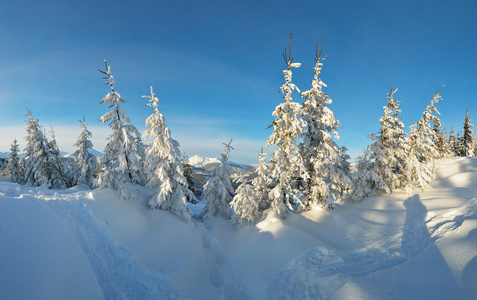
[{"left": 1, "top": 157, "right": 476, "bottom": 299}]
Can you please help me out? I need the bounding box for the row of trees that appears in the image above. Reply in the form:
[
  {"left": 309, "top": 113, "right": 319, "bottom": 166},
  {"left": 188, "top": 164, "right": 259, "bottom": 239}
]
[
  {"left": 3, "top": 111, "right": 96, "bottom": 190},
  {"left": 200, "top": 36, "right": 476, "bottom": 227},
  {"left": 2, "top": 39, "right": 476, "bottom": 227}
]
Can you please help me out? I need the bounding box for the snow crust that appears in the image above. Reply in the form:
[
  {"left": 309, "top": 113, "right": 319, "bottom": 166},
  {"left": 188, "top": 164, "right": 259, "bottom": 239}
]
[{"left": 1, "top": 157, "right": 476, "bottom": 299}]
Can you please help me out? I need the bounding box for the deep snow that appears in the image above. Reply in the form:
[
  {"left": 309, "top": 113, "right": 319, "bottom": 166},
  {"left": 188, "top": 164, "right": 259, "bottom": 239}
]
[{"left": 0, "top": 157, "right": 476, "bottom": 299}]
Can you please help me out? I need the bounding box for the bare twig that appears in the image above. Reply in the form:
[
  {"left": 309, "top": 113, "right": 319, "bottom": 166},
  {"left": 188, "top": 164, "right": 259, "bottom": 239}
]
[{"left": 282, "top": 33, "right": 294, "bottom": 70}]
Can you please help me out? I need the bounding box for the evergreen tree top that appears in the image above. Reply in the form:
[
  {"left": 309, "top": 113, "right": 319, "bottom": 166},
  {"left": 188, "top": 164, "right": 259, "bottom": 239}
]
[
  {"left": 143, "top": 86, "right": 160, "bottom": 110},
  {"left": 98, "top": 61, "right": 127, "bottom": 107},
  {"left": 257, "top": 147, "right": 267, "bottom": 162},
  {"left": 98, "top": 60, "right": 116, "bottom": 92},
  {"left": 464, "top": 109, "right": 473, "bottom": 128},
  {"left": 417, "top": 86, "right": 443, "bottom": 132},
  {"left": 221, "top": 139, "right": 234, "bottom": 163}
]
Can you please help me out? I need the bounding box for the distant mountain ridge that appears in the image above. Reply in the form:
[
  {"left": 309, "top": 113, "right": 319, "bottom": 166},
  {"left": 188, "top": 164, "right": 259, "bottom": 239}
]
[
  {"left": 63, "top": 149, "right": 104, "bottom": 158},
  {"left": 188, "top": 154, "right": 253, "bottom": 171},
  {"left": 1, "top": 152, "right": 251, "bottom": 171},
  {"left": 188, "top": 155, "right": 220, "bottom": 168}
]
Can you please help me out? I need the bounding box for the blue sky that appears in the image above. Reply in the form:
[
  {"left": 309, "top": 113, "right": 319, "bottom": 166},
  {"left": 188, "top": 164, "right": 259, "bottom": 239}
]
[{"left": 1, "top": 0, "right": 476, "bottom": 164}]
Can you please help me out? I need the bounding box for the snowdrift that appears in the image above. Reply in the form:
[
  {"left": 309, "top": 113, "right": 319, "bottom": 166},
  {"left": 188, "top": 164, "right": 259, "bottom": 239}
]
[{"left": 1, "top": 157, "right": 476, "bottom": 299}]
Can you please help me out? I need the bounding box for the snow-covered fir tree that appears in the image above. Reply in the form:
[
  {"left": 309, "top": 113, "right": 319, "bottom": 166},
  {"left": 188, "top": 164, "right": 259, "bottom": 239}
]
[
  {"left": 73, "top": 116, "right": 97, "bottom": 188},
  {"left": 433, "top": 125, "right": 452, "bottom": 158},
  {"left": 22, "top": 109, "right": 50, "bottom": 187},
  {"left": 46, "top": 128, "right": 72, "bottom": 189},
  {"left": 231, "top": 172, "right": 259, "bottom": 228},
  {"left": 349, "top": 147, "right": 389, "bottom": 202},
  {"left": 201, "top": 140, "right": 235, "bottom": 219},
  {"left": 448, "top": 127, "right": 459, "bottom": 157},
  {"left": 414, "top": 88, "right": 444, "bottom": 162},
  {"left": 4, "top": 139, "right": 22, "bottom": 183},
  {"left": 97, "top": 61, "right": 146, "bottom": 189},
  {"left": 182, "top": 154, "right": 198, "bottom": 203},
  {"left": 400, "top": 122, "right": 433, "bottom": 194},
  {"left": 142, "top": 86, "right": 194, "bottom": 222},
  {"left": 252, "top": 148, "right": 272, "bottom": 211},
  {"left": 334, "top": 144, "right": 352, "bottom": 198},
  {"left": 266, "top": 36, "right": 305, "bottom": 218},
  {"left": 298, "top": 43, "right": 350, "bottom": 209},
  {"left": 368, "top": 88, "right": 407, "bottom": 191},
  {"left": 455, "top": 130, "right": 465, "bottom": 156},
  {"left": 462, "top": 110, "right": 476, "bottom": 157}
]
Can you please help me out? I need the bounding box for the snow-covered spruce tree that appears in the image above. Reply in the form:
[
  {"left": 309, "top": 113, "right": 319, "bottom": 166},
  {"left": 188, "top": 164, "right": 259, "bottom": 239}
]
[
  {"left": 400, "top": 122, "right": 433, "bottom": 194},
  {"left": 463, "top": 110, "right": 476, "bottom": 157},
  {"left": 46, "top": 128, "right": 73, "bottom": 189},
  {"left": 182, "top": 154, "right": 198, "bottom": 202},
  {"left": 97, "top": 61, "right": 146, "bottom": 190},
  {"left": 349, "top": 147, "right": 389, "bottom": 202},
  {"left": 22, "top": 109, "right": 50, "bottom": 187},
  {"left": 414, "top": 88, "right": 444, "bottom": 162},
  {"left": 433, "top": 124, "right": 452, "bottom": 158},
  {"left": 368, "top": 88, "right": 407, "bottom": 191},
  {"left": 201, "top": 140, "right": 235, "bottom": 219},
  {"left": 455, "top": 130, "right": 465, "bottom": 156},
  {"left": 334, "top": 144, "right": 352, "bottom": 198},
  {"left": 252, "top": 148, "right": 272, "bottom": 211},
  {"left": 231, "top": 172, "right": 259, "bottom": 228},
  {"left": 448, "top": 127, "right": 459, "bottom": 157},
  {"left": 73, "top": 116, "right": 97, "bottom": 188},
  {"left": 266, "top": 35, "right": 305, "bottom": 218},
  {"left": 4, "top": 139, "right": 22, "bottom": 183},
  {"left": 298, "top": 43, "right": 351, "bottom": 209},
  {"left": 143, "top": 86, "right": 194, "bottom": 222}
]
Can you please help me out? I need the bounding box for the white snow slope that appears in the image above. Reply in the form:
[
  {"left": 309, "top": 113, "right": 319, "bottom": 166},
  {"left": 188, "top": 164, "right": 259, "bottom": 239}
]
[{"left": 1, "top": 157, "right": 476, "bottom": 299}]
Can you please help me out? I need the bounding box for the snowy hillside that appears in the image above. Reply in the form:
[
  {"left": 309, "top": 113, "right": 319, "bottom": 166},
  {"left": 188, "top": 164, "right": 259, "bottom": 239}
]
[{"left": 1, "top": 157, "right": 476, "bottom": 299}]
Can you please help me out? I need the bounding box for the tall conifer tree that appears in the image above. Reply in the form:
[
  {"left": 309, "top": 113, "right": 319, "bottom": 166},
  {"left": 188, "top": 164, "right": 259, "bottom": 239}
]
[
  {"left": 97, "top": 61, "right": 146, "bottom": 189},
  {"left": 414, "top": 88, "right": 444, "bottom": 162},
  {"left": 4, "top": 139, "right": 22, "bottom": 183},
  {"left": 202, "top": 140, "right": 235, "bottom": 219},
  {"left": 252, "top": 148, "right": 272, "bottom": 211},
  {"left": 266, "top": 34, "right": 305, "bottom": 218},
  {"left": 143, "top": 86, "right": 194, "bottom": 222},
  {"left": 22, "top": 109, "right": 49, "bottom": 187},
  {"left": 369, "top": 88, "right": 407, "bottom": 191},
  {"left": 46, "top": 128, "right": 72, "bottom": 189},
  {"left": 73, "top": 116, "right": 97, "bottom": 188},
  {"left": 463, "top": 110, "right": 476, "bottom": 157},
  {"left": 299, "top": 42, "right": 350, "bottom": 208}
]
